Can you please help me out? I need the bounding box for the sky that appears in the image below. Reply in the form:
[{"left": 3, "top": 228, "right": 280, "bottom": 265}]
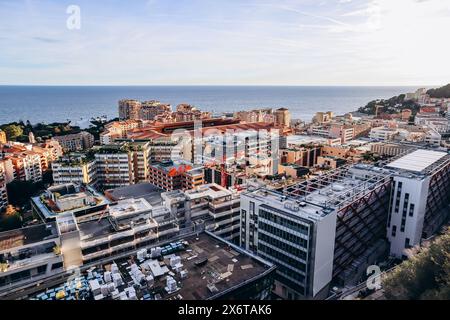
[{"left": 0, "top": 0, "right": 449, "bottom": 86}]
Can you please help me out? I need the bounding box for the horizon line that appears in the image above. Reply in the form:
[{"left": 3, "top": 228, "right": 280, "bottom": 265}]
[{"left": 0, "top": 84, "right": 442, "bottom": 88}]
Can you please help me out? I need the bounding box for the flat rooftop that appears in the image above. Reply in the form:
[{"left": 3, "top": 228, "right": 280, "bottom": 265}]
[
  {"left": 33, "top": 185, "right": 110, "bottom": 220},
  {"left": 283, "top": 164, "right": 392, "bottom": 211},
  {"left": 0, "top": 223, "right": 58, "bottom": 252},
  {"left": 30, "top": 232, "right": 275, "bottom": 301},
  {"left": 169, "top": 233, "right": 273, "bottom": 300},
  {"left": 287, "top": 135, "right": 332, "bottom": 146},
  {"left": 184, "top": 183, "right": 231, "bottom": 201},
  {"left": 109, "top": 198, "right": 153, "bottom": 219},
  {"left": 386, "top": 149, "right": 448, "bottom": 173},
  {"left": 244, "top": 188, "right": 329, "bottom": 222},
  {"left": 105, "top": 183, "right": 164, "bottom": 206}
]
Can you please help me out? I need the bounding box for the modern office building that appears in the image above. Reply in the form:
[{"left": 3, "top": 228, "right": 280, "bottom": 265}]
[
  {"left": 385, "top": 149, "right": 450, "bottom": 258},
  {"left": 240, "top": 164, "right": 393, "bottom": 299}
]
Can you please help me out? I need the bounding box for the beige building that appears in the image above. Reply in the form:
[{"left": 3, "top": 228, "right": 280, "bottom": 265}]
[
  {"left": 118, "top": 99, "right": 142, "bottom": 120},
  {"left": 52, "top": 156, "right": 97, "bottom": 185},
  {"left": 0, "top": 130, "right": 7, "bottom": 144},
  {"left": 313, "top": 111, "right": 334, "bottom": 124},
  {"left": 53, "top": 132, "right": 94, "bottom": 152},
  {"left": 95, "top": 142, "right": 151, "bottom": 189},
  {"left": 275, "top": 108, "right": 291, "bottom": 127}
]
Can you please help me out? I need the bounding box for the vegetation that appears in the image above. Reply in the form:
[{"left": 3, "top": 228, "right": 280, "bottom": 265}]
[
  {"left": 0, "top": 210, "right": 22, "bottom": 232},
  {"left": 427, "top": 84, "right": 450, "bottom": 98},
  {"left": 383, "top": 227, "right": 450, "bottom": 300},
  {"left": 2, "top": 124, "right": 23, "bottom": 141},
  {"left": 6, "top": 180, "right": 44, "bottom": 207},
  {"left": 358, "top": 94, "right": 421, "bottom": 116},
  {"left": 0, "top": 121, "right": 82, "bottom": 142}
]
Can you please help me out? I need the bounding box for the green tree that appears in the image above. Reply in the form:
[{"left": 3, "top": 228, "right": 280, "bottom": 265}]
[
  {"left": 383, "top": 228, "right": 450, "bottom": 300},
  {"left": 0, "top": 211, "right": 22, "bottom": 232},
  {"left": 3, "top": 124, "right": 23, "bottom": 141},
  {"left": 6, "top": 180, "right": 41, "bottom": 207}
]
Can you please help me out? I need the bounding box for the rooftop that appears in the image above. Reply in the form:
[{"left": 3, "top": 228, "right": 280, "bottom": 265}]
[
  {"left": 183, "top": 183, "right": 231, "bottom": 201},
  {"left": 30, "top": 232, "right": 275, "bottom": 301},
  {"left": 0, "top": 223, "right": 58, "bottom": 253},
  {"left": 282, "top": 164, "right": 392, "bottom": 212},
  {"left": 32, "top": 184, "right": 110, "bottom": 220},
  {"left": 105, "top": 183, "right": 164, "bottom": 206},
  {"left": 386, "top": 149, "right": 449, "bottom": 174}
]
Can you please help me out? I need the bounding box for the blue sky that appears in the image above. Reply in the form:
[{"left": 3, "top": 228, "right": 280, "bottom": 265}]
[{"left": 0, "top": 0, "right": 449, "bottom": 85}]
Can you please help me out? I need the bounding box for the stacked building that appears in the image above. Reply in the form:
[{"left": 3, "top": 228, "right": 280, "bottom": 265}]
[{"left": 53, "top": 132, "right": 94, "bottom": 152}]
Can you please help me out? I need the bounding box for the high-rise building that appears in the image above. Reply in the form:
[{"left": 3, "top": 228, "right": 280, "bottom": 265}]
[
  {"left": 118, "top": 99, "right": 142, "bottom": 120},
  {"left": 275, "top": 108, "right": 291, "bottom": 128},
  {"left": 95, "top": 142, "right": 151, "bottom": 189}
]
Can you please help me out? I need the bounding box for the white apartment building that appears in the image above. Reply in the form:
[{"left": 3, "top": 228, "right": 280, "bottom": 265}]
[
  {"left": 52, "top": 158, "right": 97, "bottom": 186},
  {"left": 162, "top": 184, "right": 242, "bottom": 243},
  {"left": 369, "top": 126, "right": 399, "bottom": 141}
]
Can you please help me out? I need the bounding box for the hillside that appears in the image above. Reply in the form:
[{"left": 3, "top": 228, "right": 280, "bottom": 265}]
[{"left": 427, "top": 84, "right": 450, "bottom": 98}]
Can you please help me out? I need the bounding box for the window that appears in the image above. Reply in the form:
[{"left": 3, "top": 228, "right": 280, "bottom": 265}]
[
  {"left": 405, "top": 238, "right": 411, "bottom": 249},
  {"left": 392, "top": 225, "right": 397, "bottom": 237},
  {"left": 51, "top": 262, "right": 63, "bottom": 270},
  {"left": 409, "top": 204, "right": 415, "bottom": 217},
  {"left": 250, "top": 202, "right": 255, "bottom": 215}
]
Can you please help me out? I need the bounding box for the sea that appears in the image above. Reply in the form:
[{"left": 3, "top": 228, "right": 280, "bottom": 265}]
[{"left": 0, "top": 86, "right": 419, "bottom": 128}]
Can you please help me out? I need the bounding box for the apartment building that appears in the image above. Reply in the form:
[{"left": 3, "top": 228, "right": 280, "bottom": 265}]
[
  {"left": 0, "top": 163, "right": 8, "bottom": 212},
  {"left": 118, "top": 100, "right": 172, "bottom": 121},
  {"left": 9, "top": 151, "right": 42, "bottom": 182},
  {"left": 95, "top": 142, "right": 151, "bottom": 189},
  {"left": 100, "top": 120, "right": 144, "bottom": 145},
  {"left": 369, "top": 126, "right": 399, "bottom": 141},
  {"left": 52, "top": 155, "right": 97, "bottom": 185},
  {"left": 274, "top": 108, "right": 291, "bottom": 128},
  {"left": 31, "top": 183, "right": 110, "bottom": 222},
  {"left": 118, "top": 99, "right": 142, "bottom": 120},
  {"left": 0, "top": 130, "right": 6, "bottom": 144},
  {"left": 0, "top": 158, "right": 14, "bottom": 184},
  {"left": 162, "top": 183, "right": 242, "bottom": 243},
  {"left": 53, "top": 132, "right": 95, "bottom": 152},
  {"left": 140, "top": 100, "right": 172, "bottom": 120},
  {"left": 148, "top": 161, "right": 203, "bottom": 191},
  {"left": 0, "top": 143, "right": 43, "bottom": 182}
]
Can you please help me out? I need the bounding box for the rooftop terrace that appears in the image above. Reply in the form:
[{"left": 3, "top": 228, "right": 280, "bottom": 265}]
[{"left": 0, "top": 223, "right": 58, "bottom": 253}]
